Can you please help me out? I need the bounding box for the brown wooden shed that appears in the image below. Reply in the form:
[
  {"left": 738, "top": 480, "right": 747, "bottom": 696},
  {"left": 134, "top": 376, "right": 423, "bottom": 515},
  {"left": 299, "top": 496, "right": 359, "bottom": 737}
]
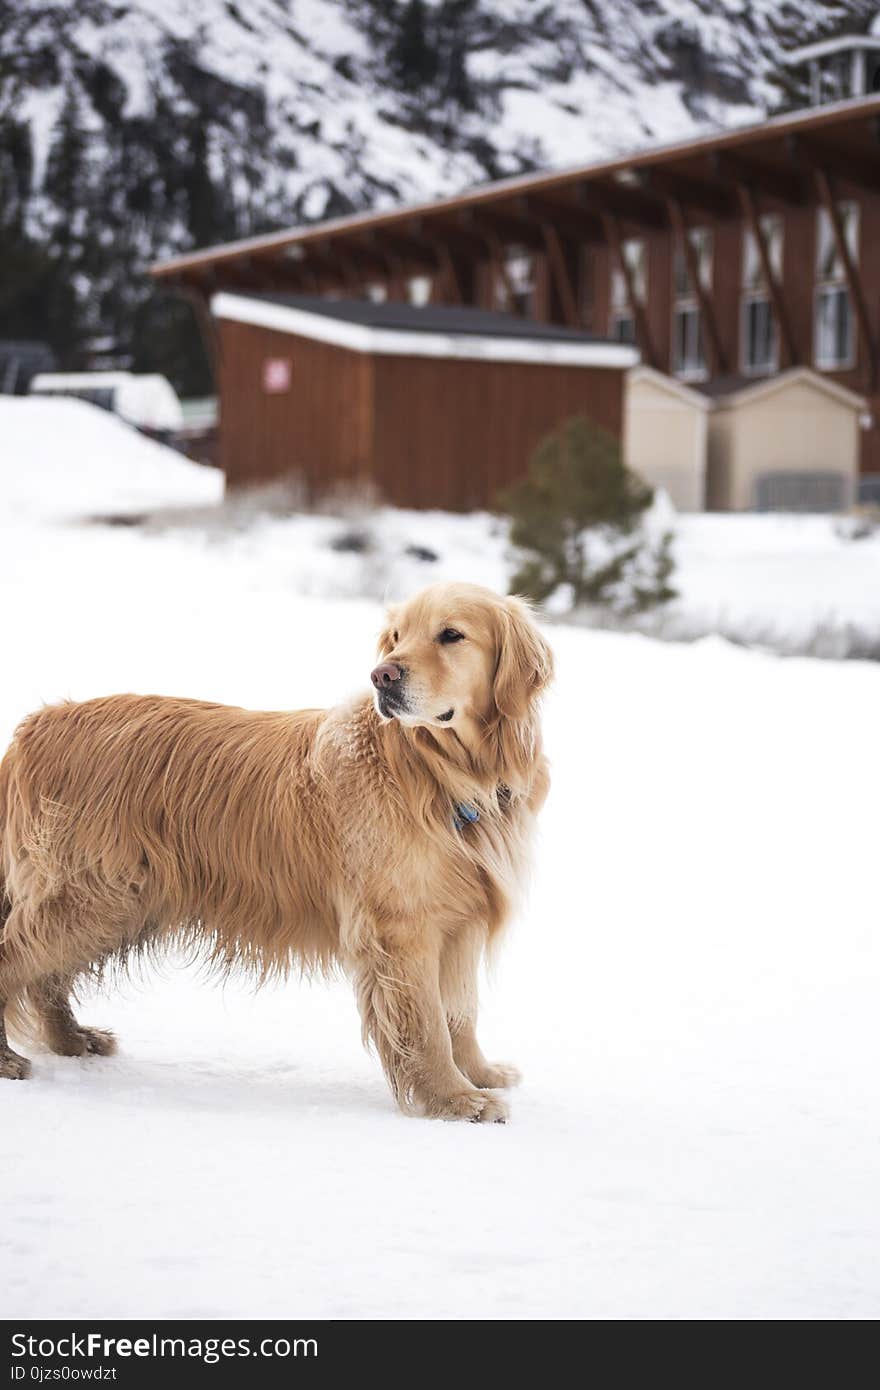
[{"left": 211, "top": 293, "right": 637, "bottom": 510}]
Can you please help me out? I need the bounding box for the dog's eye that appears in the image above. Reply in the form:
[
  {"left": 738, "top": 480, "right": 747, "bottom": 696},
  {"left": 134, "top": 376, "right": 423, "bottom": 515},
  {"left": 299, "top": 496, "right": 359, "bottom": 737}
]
[
  {"left": 438, "top": 628, "right": 465, "bottom": 644},
  {"left": 392, "top": 630, "right": 399, "bottom": 644}
]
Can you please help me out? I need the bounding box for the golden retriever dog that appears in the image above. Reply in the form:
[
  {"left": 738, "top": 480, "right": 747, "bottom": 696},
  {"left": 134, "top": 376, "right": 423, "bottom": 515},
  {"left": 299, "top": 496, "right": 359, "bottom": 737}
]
[{"left": 0, "top": 582, "right": 552, "bottom": 1121}]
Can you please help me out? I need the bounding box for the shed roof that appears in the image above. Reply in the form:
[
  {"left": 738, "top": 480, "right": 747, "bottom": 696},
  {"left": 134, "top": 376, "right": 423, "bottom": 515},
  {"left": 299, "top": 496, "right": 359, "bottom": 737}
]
[
  {"left": 627, "top": 365, "right": 712, "bottom": 410},
  {"left": 212, "top": 292, "right": 639, "bottom": 368},
  {"left": 695, "top": 367, "right": 867, "bottom": 411},
  {"left": 229, "top": 292, "right": 613, "bottom": 342}
]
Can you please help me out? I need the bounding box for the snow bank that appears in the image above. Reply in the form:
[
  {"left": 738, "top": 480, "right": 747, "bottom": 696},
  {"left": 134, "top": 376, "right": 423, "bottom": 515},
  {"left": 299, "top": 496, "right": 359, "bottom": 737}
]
[
  {"left": 139, "top": 500, "right": 880, "bottom": 661},
  {"left": 0, "top": 397, "right": 222, "bottom": 521},
  {"left": 2, "top": 397, "right": 877, "bottom": 659},
  {"left": 595, "top": 512, "right": 880, "bottom": 660}
]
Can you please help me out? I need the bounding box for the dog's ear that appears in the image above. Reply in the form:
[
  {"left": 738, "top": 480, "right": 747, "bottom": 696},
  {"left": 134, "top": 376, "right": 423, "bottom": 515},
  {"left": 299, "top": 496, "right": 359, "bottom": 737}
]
[
  {"left": 376, "top": 608, "right": 398, "bottom": 658},
  {"left": 493, "top": 597, "right": 554, "bottom": 719}
]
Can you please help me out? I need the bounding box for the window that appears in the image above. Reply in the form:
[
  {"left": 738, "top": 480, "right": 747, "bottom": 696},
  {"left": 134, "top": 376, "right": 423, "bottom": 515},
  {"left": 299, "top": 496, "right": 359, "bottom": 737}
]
[
  {"left": 495, "top": 247, "right": 534, "bottom": 315},
  {"left": 815, "top": 286, "right": 852, "bottom": 369},
  {"left": 742, "top": 299, "right": 776, "bottom": 374},
  {"left": 609, "top": 238, "right": 645, "bottom": 344},
  {"left": 814, "top": 202, "right": 857, "bottom": 370},
  {"left": 741, "top": 214, "right": 782, "bottom": 374},
  {"left": 672, "top": 227, "right": 711, "bottom": 379},
  {"left": 407, "top": 275, "right": 432, "bottom": 306}
]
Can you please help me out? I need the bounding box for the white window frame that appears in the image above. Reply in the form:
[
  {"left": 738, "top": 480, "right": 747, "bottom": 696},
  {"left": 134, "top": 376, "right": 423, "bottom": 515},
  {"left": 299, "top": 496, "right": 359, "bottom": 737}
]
[
  {"left": 740, "top": 214, "right": 782, "bottom": 376},
  {"left": 609, "top": 238, "right": 645, "bottom": 344},
  {"left": 672, "top": 227, "right": 711, "bottom": 381},
  {"left": 740, "top": 296, "right": 778, "bottom": 375},
  {"left": 813, "top": 201, "right": 858, "bottom": 371},
  {"left": 495, "top": 247, "right": 534, "bottom": 315}
]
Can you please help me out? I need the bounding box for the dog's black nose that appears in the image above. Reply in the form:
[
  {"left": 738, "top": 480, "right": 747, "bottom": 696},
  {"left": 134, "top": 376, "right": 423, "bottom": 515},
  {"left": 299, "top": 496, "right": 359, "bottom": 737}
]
[{"left": 371, "top": 662, "right": 402, "bottom": 690}]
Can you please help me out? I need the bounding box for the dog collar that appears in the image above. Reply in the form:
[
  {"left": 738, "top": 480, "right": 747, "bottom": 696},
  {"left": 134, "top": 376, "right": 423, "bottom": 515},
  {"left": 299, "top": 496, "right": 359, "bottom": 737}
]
[{"left": 453, "top": 801, "right": 480, "bottom": 831}]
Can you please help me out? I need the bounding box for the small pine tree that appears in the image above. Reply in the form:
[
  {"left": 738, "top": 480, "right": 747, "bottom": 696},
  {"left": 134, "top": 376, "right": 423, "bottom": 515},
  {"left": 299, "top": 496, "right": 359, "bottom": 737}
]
[{"left": 499, "top": 415, "right": 677, "bottom": 615}]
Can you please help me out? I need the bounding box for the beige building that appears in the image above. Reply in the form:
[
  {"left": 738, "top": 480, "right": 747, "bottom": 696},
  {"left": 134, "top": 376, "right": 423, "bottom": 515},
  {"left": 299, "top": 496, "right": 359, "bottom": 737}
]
[
  {"left": 625, "top": 365, "right": 866, "bottom": 512},
  {"left": 624, "top": 366, "right": 710, "bottom": 511},
  {"left": 704, "top": 369, "right": 865, "bottom": 512}
]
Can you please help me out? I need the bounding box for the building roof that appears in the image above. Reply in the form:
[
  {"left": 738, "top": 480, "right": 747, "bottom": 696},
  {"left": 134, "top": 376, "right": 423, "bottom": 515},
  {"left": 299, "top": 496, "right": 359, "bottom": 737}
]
[
  {"left": 782, "top": 35, "right": 880, "bottom": 65},
  {"left": 212, "top": 292, "right": 639, "bottom": 368},
  {"left": 695, "top": 367, "right": 867, "bottom": 411},
  {"left": 151, "top": 94, "right": 880, "bottom": 287},
  {"left": 225, "top": 292, "right": 615, "bottom": 342}
]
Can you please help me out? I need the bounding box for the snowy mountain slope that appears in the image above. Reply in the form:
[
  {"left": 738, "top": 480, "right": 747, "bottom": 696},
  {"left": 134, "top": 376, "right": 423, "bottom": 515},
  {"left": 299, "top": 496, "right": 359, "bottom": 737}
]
[
  {"left": 4, "top": 1, "right": 874, "bottom": 233},
  {"left": 1, "top": 1, "right": 875, "bottom": 387}
]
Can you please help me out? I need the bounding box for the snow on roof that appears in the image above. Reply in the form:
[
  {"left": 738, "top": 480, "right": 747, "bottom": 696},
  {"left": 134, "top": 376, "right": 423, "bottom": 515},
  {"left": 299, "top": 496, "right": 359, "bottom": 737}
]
[{"left": 212, "top": 293, "right": 639, "bottom": 369}]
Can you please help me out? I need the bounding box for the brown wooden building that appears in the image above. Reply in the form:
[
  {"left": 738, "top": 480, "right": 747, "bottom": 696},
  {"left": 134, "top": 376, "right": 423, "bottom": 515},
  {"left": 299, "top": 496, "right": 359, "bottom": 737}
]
[
  {"left": 213, "top": 293, "right": 635, "bottom": 508},
  {"left": 152, "top": 93, "right": 880, "bottom": 498}
]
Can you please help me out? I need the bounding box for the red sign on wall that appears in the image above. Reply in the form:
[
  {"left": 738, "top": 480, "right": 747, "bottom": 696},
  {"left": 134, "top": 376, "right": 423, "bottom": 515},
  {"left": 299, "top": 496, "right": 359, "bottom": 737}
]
[{"left": 262, "top": 358, "right": 292, "bottom": 393}]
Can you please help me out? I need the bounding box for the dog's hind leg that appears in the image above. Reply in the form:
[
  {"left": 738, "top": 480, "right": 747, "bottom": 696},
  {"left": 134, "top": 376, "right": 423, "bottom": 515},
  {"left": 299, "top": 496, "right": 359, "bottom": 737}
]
[
  {"left": 28, "top": 974, "right": 117, "bottom": 1058},
  {"left": 0, "top": 1001, "right": 31, "bottom": 1078},
  {"left": 0, "top": 890, "right": 31, "bottom": 1077}
]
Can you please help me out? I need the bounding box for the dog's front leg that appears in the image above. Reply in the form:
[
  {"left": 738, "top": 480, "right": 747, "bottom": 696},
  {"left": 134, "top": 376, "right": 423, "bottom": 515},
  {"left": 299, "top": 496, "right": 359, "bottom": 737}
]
[
  {"left": 353, "top": 935, "right": 509, "bottom": 1123},
  {"left": 441, "top": 926, "right": 522, "bottom": 1092}
]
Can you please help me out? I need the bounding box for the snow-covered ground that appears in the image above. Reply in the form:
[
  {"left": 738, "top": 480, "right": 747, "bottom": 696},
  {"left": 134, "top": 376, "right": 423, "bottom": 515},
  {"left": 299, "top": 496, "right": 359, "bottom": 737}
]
[{"left": 2, "top": 400, "right": 879, "bottom": 1319}]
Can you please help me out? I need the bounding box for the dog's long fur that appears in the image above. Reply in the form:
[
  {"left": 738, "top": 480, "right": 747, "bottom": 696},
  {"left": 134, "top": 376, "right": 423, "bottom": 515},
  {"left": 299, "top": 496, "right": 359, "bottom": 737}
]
[{"left": 0, "top": 583, "right": 552, "bottom": 1120}]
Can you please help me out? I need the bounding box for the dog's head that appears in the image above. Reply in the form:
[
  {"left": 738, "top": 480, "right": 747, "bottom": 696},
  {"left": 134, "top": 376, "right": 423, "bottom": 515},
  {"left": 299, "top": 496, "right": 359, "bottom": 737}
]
[{"left": 371, "top": 583, "right": 553, "bottom": 739}]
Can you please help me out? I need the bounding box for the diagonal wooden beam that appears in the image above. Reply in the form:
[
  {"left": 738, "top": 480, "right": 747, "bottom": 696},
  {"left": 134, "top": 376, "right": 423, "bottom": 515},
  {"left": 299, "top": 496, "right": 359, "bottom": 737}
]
[
  {"left": 600, "top": 210, "right": 657, "bottom": 367},
  {"left": 813, "top": 167, "right": 877, "bottom": 389},
  {"left": 407, "top": 222, "right": 479, "bottom": 304},
  {"left": 736, "top": 183, "right": 798, "bottom": 368},
  {"left": 482, "top": 228, "right": 520, "bottom": 313},
  {"left": 539, "top": 221, "right": 579, "bottom": 327},
  {"left": 434, "top": 244, "right": 463, "bottom": 303},
  {"left": 665, "top": 196, "right": 726, "bottom": 374}
]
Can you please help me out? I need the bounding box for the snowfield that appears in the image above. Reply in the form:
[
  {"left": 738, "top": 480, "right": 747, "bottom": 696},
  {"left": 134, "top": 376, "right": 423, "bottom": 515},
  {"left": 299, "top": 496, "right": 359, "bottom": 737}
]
[{"left": 1, "top": 401, "right": 879, "bottom": 1320}]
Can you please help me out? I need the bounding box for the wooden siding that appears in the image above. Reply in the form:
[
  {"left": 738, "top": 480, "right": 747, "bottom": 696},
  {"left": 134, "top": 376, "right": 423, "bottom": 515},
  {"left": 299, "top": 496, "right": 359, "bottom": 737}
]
[
  {"left": 218, "top": 320, "right": 372, "bottom": 491},
  {"left": 216, "top": 317, "right": 625, "bottom": 510},
  {"left": 370, "top": 356, "right": 624, "bottom": 511}
]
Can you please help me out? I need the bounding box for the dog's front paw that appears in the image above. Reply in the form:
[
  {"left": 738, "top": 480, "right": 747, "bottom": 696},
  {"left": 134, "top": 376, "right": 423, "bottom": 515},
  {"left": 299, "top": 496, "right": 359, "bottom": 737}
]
[
  {"left": 471, "top": 1061, "right": 522, "bottom": 1090},
  {"left": 425, "top": 1089, "right": 509, "bottom": 1123}
]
